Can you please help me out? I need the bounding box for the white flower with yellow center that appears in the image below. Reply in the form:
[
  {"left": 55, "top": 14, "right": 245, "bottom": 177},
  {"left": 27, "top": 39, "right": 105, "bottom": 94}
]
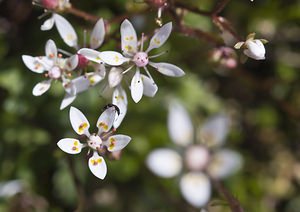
[
  {"left": 79, "top": 19, "right": 185, "bottom": 103},
  {"left": 146, "top": 101, "right": 242, "bottom": 208},
  {"left": 57, "top": 106, "right": 131, "bottom": 180}
]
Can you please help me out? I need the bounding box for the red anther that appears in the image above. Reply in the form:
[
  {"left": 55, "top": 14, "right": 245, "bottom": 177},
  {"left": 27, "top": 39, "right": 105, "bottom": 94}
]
[
  {"left": 100, "top": 122, "right": 105, "bottom": 126},
  {"left": 96, "top": 147, "right": 99, "bottom": 150},
  {"left": 38, "top": 56, "right": 42, "bottom": 59},
  {"left": 58, "top": 53, "right": 62, "bottom": 58},
  {"left": 67, "top": 73, "right": 72, "bottom": 77},
  {"left": 45, "top": 73, "right": 49, "bottom": 77},
  {"left": 72, "top": 146, "right": 77, "bottom": 150},
  {"left": 93, "top": 162, "right": 98, "bottom": 165},
  {"left": 112, "top": 128, "right": 116, "bottom": 132}
]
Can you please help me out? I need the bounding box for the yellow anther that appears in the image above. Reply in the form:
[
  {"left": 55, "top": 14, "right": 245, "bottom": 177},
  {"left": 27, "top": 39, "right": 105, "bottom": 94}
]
[
  {"left": 115, "top": 96, "right": 119, "bottom": 100},
  {"left": 97, "top": 158, "right": 102, "bottom": 163},
  {"left": 66, "top": 34, "right": 74, "bottom": 41},
  {"left": 92, "top": 37, "right": 101, "bottom": 44},
  {"left": 78, "top": 123, "right": 88, "bottom": 133},
  {"left": 74, "top": 141, "right": 78, "bottom": 146},
  {"left": 109, "top": 144, "right": 115, "bottom": 150},
  {"left": 126, "top": 37, "right": 129, "bottom": 41},
  {"left": 96, "top": 56, "right": 100, "bottom": 61},
  {"left": 130, "top": 36, "right": 133, "bottom": 40},
  {"left": 154, "top": 38, "right": 160, "bottom": 44},
  {"left": 120, "top": 96, "right": 124, "bottom": 100},
  {"left": 110, "top": 137, "right": 115, "bottom": 142}
]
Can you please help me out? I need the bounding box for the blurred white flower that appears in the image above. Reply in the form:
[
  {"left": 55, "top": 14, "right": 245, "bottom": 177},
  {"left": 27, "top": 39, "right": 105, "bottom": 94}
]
[
  {"left": 57, "top": 106, "right": 131, "bottom": 179},
  {"left": 80, "top": 19, "right": 184, "bottom": 103},
  {"left": 234, "top": 32, "right": 268, "bottom": 60},
  {"left": 146, "top": 101, "right": 242, "bottom": 208},
  {"left": 0, "top": 180, "right": 24, "bottom": 198},
  {"left": 34, "top": 0, "right": 70, "bottom": 10}
]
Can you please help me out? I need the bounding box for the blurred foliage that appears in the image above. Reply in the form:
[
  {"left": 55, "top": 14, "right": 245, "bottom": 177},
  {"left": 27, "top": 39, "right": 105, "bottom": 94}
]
[{"left": 0, "top": 0, "right": 300, "bottom": 211}]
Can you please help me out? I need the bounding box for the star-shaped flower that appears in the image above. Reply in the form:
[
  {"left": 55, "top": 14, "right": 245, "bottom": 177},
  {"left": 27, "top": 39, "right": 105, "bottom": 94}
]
[
  {"left": 57, "top": 105, "right": 131, "bottom": 179},
  {"left": 79, "top": 19, "right": 185, "bottom": 103},
  {"left": 146, "top": 101, "right": 242, "bottom": 208}
]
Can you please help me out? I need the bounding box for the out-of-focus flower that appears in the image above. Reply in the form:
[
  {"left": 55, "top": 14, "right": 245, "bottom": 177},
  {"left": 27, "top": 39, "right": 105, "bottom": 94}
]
[
  {"left": 234, "top": 32, "right": 268, "bottom": 60},
  {"left": 210, "top": 47, "right": 237, "bottom": 69},
  {"left": 80, "top": 19, "right": 184, "bottom": 103},
  {"left": 35, "top": 0, "right": 70, "bottom": 10},
  {"left": 57, "top": 106, "right": 131, "bottom": 179},
  {"left": 0, "top": 180, "right": 24, "bottom": 198},
  {"left": 146, "top": 101, "right": 242, "bottom": 208}
]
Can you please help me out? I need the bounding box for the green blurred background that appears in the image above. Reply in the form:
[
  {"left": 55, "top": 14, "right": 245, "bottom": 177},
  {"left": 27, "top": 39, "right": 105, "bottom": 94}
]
[{"left": 0, "top": 0, "right": 300, "bottom": 211}]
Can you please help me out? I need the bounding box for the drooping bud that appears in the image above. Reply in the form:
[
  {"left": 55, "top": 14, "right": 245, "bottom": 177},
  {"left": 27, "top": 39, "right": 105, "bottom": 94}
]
[
  {"left": 108, "top": 67, "right": 123, "bottom": 88},
  {"left": 184, "top": 145, "right": 210, "bottom": 171},
  {"left": 77, "top": 54, "right": 89, "bottom": 69},
  {"left": 40, "top": 0, "right": 58, "bottom": 9},
  {"left": 243, "top": 39, "right": 266, "bottom": 60},
  {"left": 209, "top": 47, "right": 237, "bottom": 69}
]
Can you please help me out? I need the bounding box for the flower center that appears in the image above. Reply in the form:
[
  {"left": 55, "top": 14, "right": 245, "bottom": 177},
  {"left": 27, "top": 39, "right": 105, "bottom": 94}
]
[
  {"left": 88, "top": 134, "right": 102, "bottom": 151},
  {"left": 48, "top": 66, "right": 61, "bottom": 79},
  {"left": 184, "top": 145, "right": 210, "bottom": 171},
  {"left": 133, "top": 52, "right": 149, "bottom": 67}
]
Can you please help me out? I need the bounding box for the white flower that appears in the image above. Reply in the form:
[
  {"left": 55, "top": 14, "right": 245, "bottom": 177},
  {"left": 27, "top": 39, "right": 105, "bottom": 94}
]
[
  {"left": 22, "top": 39, "right": 78, "bottom": 97},
  {"left": 146, "top": 101, "right": 242, "bottom": 208},
  {"left": 57, "top": 106, "right": 131, "bottom": 179},
  {"left": 80, "top": 19, "right": 185, "bottom": 103},
  {"left": 234, "top": 32, "right": 268, "bottom": 60}
]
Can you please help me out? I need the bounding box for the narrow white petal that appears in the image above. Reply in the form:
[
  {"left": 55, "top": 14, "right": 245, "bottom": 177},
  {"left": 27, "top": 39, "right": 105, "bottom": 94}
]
[
  {"left": 146, "top": 22, "right": 172, "bottom": 52},
  {"left": 131, "top": 68, "right": 143, "bottom": 103},
  {"left": 96, "top": 106, "right": 117, "bottom": 133},
  {"left": 180, "top": 172, "right": 211, "bottom": 208},
  {"left": 168, "top": 101, "right": 194, "bottom": 146},
  {"left": 78, "top": 48, "right": 102, "bottom": 63},
  {"left": 57, "top": 138, "right": 84, "bottom": 154},
  {"left": 60, "top": 93, "right": 76, "bottom": 110},
  {"left": 112, "top": 86, "right": 127, "bottom": 129},
  {"left": 149, "top": 62, "right": 185, "bottom": 77},
  {"left": 90, "top": 18, "right": 105, "bottom": 49},
  {"left": 105, "top": 135, "right": 131, "bottom": 152},
  {"left": 53, "top": 13, "right": 78, "bottom": 47},
  {"left": 207, "top": 149, "right": 242, "bottom": 179},
  {"left": 108, "top": 67, "right": 123, "bottom": 88},
  {"left": 45, "top": 39, "right": 57, "bottom": 60},
  {"left": 99, "top": 51, "right": 130, "bottom": 66},
  {"left": 65, "top": 54, "right": 79, "bottom": 71},
  {"left": 41, "top": 17, "right": 54, "bottom": 31},
  {"left": 69, "top": 106, "right": 90, "bottom": 135},
  {"left": 62, "top": 78, "right": 76, "bottom": 95},
  {"left": 88, "top": 152, "right": 107, "bottom": 179},
  {"left": 70, "top": 72, "right": 103, "bottom": 94},
  {"left": 146, "top": 148, "right": 182, "bottom": 178},
  {"left": 37, "top": 56, "right": 54, "bottom": 70},
  {"left": 32, "top": 80, "right": 52, "bottom": 96},
  {"left": 121, "top": 19, "right": 138, "bottom": 56},
  {"left": 199, "top": 114, "right": 229, "bottom": 147},
  {"left": 141, "top": 74, "right": 158, "bottom": 97},
  {"left": 22, "top": 55, "right": 45, "bottom": 73}
]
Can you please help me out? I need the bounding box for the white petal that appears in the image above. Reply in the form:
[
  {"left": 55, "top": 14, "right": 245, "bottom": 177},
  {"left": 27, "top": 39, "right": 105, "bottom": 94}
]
[
  {"left": 96, "top": 106, "right": 117, "bottom": 133},
  {"left": 112, "top": 86, "right": 127, "bottom": 129},
  {"left": 121, "top": 19, "right": 138, "bottom": 56},
  {"left": 78, "top": 48, "right": 102, "bottom": 63},
  {"left": 141, "top": 74, "right": 158, "bottom": 97},
  {"left": 60, "top": 93, "right": 76, "bottom": 110},
  {"left": 108, "top": 67, "right": 123, "bottom": 88},
  {"left": 37, "top": 56, "right": 54, "bottom": 70},
  {"left": 88, "top": 152, "right": 107, "bottom": 179},
  {"left": 22, "top": 55, "right": 45, "bottom": 73},
  {"left": 149, "top": 62, "right": 185, "bottom": 77},
  {"left": 45, "top": 39, "right": 57, "bottom": 60},
  {"left": 99, "top": 51, "right": 130, "bottom": 66},
  {"left": 57, "top": 138, "right": 84, "bottom": 154},
  {"left": 53, "top": 13, "right": 78, "bottom": 47},
  {"left": 130, "top": 68, "right": 143, "bottom": 103},
  {"left": 65, "top": 54, "right": 79, "bottom": 71},
  {"left": 180, "top": 172, "right": 211, "bottom": 208},
  {"left": 105, "top": 135, "right": 131, "bottom": 152},
  {"left": 70, "top": 72, "right": 104, "bottom": 94},
  {"left": 32, "top": 80, "right": 52, "bottom": 96},
  {"left": 41, "top": 17, "right": 54, "bottom": 31},
  {"left": 90, "top": 18, "right": 105, "bottom": 49},
  {"left": 168, "top": 101, "right": 194, "bottom": 146},
  {"left": 69, "top": 106, "right": 90, "bottom": 135},
  {"left": 62, "top": 78, "right": 76, "bottom": 95},
  {"left": 146, "top": 22, "right": 172, "bottom": 52},
  {"left": 199, "top": 114, "right": 229, "bottom": 147},
  {"left": 207, "top": 149, "right": 242, "bottom": 179},
  {"left": 146, "top": 148, "right": 182, "bottom": 178}
]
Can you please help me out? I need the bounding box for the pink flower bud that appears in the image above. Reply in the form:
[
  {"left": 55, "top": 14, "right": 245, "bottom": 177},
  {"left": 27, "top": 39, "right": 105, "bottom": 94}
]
[
  {"left": 77, "top": 54, "right": 89, "bottom": 69},
  {"left": 40, "top": 0, "right": 58, "bottom": 9}
]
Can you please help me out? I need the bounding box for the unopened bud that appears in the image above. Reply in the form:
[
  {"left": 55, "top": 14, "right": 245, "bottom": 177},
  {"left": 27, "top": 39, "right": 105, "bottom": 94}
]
[
  {"left": 77, "top": 54, "right": 89, "bottom": 69},
  {"left": 40, "top": 0, "right": 58, "bottom": 9}
]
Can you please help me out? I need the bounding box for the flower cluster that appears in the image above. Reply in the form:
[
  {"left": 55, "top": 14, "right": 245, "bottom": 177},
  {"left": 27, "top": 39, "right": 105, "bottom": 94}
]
[{"left": 146, "top": 101, "right": 242, "bottom": 208}]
